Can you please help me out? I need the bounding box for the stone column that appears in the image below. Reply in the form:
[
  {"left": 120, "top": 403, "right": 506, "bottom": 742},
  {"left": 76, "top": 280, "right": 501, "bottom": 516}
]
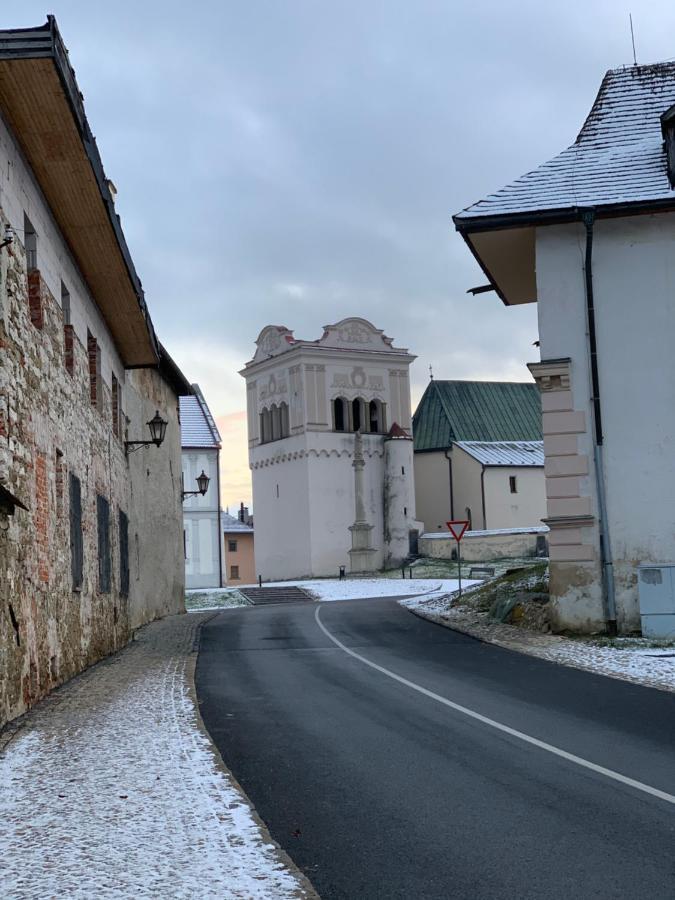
[{"left": 348, "top": 430, "right": 377, "bottom": 572}]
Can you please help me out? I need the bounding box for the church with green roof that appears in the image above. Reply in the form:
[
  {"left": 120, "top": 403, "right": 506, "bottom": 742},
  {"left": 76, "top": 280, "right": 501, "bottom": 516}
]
[{"left": 412, "top": 380, "right": 545, "bottom": 533}]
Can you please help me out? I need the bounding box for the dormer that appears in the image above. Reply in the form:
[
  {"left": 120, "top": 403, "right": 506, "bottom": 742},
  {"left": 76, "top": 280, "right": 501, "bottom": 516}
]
[{"left": 661, "top": 103, "right": 675, "bottom": 188}]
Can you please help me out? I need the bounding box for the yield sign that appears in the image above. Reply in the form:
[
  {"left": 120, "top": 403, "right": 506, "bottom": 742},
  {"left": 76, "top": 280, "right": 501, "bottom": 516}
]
[{"left": 446, "top": 520, "right": 470, "bottom": 542}]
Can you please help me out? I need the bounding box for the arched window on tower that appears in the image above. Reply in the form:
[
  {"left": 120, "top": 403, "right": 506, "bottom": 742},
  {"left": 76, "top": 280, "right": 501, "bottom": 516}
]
[
  {"left": 260, "top": 407, "right": 271, "bottom": 444},
  {"left": 368, "top": 399, "right": 385, "bottom": 433},
  {"left": 279, "top": 402, "right": 290, "bottom": 438},
  {"left": 333, "top": 397, "right": 348, "bottom": 432},
  {"left": 352, "top": 397, "right": 365, "bottom": 433},
  {"left": 270, "top": 404, "right": 281, "bottom": 441}
]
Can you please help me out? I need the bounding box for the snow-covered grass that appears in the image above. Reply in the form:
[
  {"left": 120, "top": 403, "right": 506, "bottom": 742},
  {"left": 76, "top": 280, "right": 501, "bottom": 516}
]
[
  {"left": 185, "top": 588, "right": 249, "bottom": 612},
  {"left": 402, "top": 565, "right": 675, "bottom": 694},
  {"left": 231, "top": 577, "right": 481, "bottom": 602}
]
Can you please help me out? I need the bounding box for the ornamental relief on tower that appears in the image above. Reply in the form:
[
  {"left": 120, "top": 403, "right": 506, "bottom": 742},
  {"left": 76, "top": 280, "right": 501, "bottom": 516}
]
[
  {"left": 330, "top": 371, "right": 385, "bottom": 394},
  {"left": 259, "top": 372, "right": 288, "bottom": 402}
]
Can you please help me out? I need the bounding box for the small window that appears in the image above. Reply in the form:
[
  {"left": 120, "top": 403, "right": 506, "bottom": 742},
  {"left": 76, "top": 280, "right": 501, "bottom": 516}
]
[
  {"left": 24, "top": 213, "right": 37, "bottom": 270},
  {"left": 230, "top": 565, "right": 240, "bottom": 580},
  {"left": 97, "top": 494, "right": 111, "bottom": 593},
  {"left": 112, "top": 374, "right": 122, "bottom": 438},
  {"left": 333, "top": 397, "right": 347, "bottom": 432},
  {"left": 509, "top": 476, "right": 518, "bottom": 494},
  {"left": 228, "top": 540, "right": 238, "bottom": 553},
  {"left": 61, "top": 282, "right": 71, "bottom": 324},
  {"left": 69, "top": 473, "right": 83, "bottom": 591},
  {"left": 119, "top": 509, "right": 129, "bottom": 598},
  {"left": 87, "top": 331, "right": 101, "bottom": 410}
]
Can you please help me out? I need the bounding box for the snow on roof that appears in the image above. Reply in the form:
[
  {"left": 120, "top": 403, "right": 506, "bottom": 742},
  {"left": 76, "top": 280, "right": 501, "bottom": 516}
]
[
  {"left": 221, "top": 512, "right": 254, "bottom": 533},
  {"left": 455, "top": 63, "right": 675, "bottom": 223},
  {"left": 180, "top": 386, "right": 221, "bottom": 448},
  {"left": 455, "top": 440, "right": 544, "bottom": 466}
]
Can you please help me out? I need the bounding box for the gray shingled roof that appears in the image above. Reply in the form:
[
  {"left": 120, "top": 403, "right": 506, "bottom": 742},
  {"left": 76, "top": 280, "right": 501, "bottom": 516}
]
[
  {"left": 455, "top": 62, "right": 675, "bottom": 223},
  {"left": 455, "top": 441, "right": 544, "bottom": 467},
  {"left": 221, "top": 512, "right": 254, "bottom": 533},
  {"left": 179, "top": 386, "right": 221, "bottom": 448}
]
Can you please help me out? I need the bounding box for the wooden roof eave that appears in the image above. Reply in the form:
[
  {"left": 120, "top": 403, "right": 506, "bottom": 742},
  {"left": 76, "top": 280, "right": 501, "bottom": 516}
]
[{"left": 0, "top": 17, "right": 158, "bottom": 366}]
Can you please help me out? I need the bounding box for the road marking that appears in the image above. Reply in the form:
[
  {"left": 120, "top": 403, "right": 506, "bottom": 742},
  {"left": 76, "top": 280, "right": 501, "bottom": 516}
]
[{"left": 314, "top": 605, "right": 675, "bottom": 807}]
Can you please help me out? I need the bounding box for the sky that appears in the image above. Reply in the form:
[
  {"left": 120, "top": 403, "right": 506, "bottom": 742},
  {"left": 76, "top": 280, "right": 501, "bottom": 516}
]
[{"left": 8, "top": 1, "right": 675, "bottom": 508}]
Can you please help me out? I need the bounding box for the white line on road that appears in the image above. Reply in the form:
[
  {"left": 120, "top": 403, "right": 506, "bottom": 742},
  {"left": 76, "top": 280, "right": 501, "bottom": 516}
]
[{"left": 314, "top": 605, "right": 675, "bottom": 807}]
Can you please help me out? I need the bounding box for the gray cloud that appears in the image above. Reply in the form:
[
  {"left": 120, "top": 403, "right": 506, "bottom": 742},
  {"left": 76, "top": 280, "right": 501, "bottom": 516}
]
[{"left": 9, "top": 0, "right": 675, "bottom": 501}]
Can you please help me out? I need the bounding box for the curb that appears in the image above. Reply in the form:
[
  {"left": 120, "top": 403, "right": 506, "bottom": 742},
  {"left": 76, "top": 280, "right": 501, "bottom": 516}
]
[
  {"left": 189, "top": 614, "right": 320, "bottom": 899},
  {"left": 405, "top": 603, "right": 675, "bottom": 695}
]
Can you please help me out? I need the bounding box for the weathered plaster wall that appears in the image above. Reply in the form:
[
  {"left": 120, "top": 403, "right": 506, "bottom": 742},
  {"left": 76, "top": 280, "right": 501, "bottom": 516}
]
[
  {"left": 413, "top": 450, "right": 451, "bottom": 533},
  {"left": 126, "top": 368, "right": 185, "bottom": 627},
  {"left": 483, "top": 466, "right": 546, "bottom": 531},
  {"left": 223, "top": 531, "right": 255, "bottom": 585},
  {"left": 0, "top": 210, "right": 184, "bottom": 729},
  {"left": 419, "top": 528, "right": 548, "bottom": 562},
  {"left": 451, "top": 447, "right": 485, "bottom": 530}
]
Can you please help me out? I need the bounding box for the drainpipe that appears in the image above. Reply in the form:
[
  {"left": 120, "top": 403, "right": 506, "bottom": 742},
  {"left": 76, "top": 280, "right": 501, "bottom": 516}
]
[
  {"left": 216, "top": 448, "right": 223, "bottom": 588},
  {"left": 444, "top": 448, "right": 454, "bottom": 520},
  {"left": 582, "top": 208, "right": 617, "bottom": 635},
  {"left": 480, "top": 464, "right": 487, "bottom": 530}
]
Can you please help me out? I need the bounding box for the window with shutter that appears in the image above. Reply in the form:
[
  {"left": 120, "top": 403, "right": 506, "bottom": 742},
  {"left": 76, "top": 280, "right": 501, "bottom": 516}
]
[
  {"left": 119, "top": 509, "right": 129, "bottom": 598},
  {"left": 97, "top": 494, "right": 111, "bottom": 593},
  {"left": 69, "top": 473, "right": 83, "bottom": 591}
]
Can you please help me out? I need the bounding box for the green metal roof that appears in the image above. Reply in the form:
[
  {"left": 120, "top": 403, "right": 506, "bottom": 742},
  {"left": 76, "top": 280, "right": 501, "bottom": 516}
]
[{"left": 412, "top": 380, "right": 542, "bottom": 451}]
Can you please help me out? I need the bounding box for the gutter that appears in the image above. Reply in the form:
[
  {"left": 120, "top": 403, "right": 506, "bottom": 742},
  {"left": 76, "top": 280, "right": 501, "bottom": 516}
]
[
  {"left": 480, "top": 465, "right": 487, "bottom": 530},
  {"left": 582, "top": 209, "right": 617, "bottom": 635},
  {"left": 444, "top": 448, "right": 454, "bottom": 519}
]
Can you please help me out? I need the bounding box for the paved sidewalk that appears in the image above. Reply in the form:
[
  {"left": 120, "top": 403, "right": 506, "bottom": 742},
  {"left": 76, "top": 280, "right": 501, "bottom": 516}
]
[
  {"left": 0, "top": 614, "right": 314, "bottom": 899},
  {"left": 403, "top": 597, "right": 675, "bottom": 694}
]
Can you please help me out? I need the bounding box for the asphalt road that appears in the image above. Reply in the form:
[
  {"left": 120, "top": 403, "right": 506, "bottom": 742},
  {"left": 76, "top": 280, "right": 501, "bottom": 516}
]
[{"left": 196, "top": 598, "right": 675, "bottom": 899}]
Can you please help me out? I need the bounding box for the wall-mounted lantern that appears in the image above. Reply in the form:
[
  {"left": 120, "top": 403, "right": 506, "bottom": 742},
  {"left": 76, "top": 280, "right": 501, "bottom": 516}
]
[
  {"left": 182, "top": 470, "right": 210, "bottom": 500},
  {"left": 125, "top": 410, "right": 168, "bottom": 455},
  {"left": 0, "top": 225, "right": 14, "bottom": 249}
]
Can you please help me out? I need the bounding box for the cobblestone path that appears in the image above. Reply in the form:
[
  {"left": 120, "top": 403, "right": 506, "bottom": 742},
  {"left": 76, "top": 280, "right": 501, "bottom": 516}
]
[{"left": 0, "top": 613, "right": 312, "bottom": 899}]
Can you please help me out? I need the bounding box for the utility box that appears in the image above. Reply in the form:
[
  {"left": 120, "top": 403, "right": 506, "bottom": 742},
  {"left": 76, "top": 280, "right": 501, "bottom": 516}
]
[{"left": 637, "top": 565, "right": 675, "bottom": 639}]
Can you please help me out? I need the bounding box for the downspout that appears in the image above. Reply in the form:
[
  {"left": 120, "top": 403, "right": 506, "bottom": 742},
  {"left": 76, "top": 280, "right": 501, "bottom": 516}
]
[
  {"left": 444, "top": 448, "right": 454, "bottom": 520},
  {"left": 582, "top": 208, "right": 617, "bottom": 635},
  {"left": 480, "top": 465, "right": 487, "bottom": 530},
  {"left": 216, "top": 448, "right": 223, "bottom": 587}
]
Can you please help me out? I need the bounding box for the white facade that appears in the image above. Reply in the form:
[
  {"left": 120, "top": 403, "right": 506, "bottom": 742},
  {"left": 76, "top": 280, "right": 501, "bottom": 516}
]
[
  {"left": 180, "top": 390, "right": 222, "bottom": 589},
  {"left": 531, "top": 214, "right": 675, "bottom": 632},
  {"left": 453, "top": 62, "right": 675, "bottom": 633},
  {"left": 242, "top": 318, "right": 422, "bottom": 579}
]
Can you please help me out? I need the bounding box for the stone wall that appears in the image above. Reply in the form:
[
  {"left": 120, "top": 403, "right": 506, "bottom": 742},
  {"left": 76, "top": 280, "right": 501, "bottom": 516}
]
[
  {"left": 0, "top": 217, "right": 184, "bottom": 729},
  {"left": 419, "top": 527, "right": 549, "bottom": 563}
]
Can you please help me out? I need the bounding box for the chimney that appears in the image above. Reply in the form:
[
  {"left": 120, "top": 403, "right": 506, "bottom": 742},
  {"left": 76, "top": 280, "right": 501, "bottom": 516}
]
[
  {"left": 239, "top": 501, "right": 245, "bottom": 522},
  {"left": 661, "top": 104, "right": 675, "bottom": 188}
]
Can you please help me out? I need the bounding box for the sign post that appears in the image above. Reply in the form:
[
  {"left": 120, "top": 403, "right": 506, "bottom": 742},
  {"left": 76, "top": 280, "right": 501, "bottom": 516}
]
[{"left": 446, "top": 520, "right": 470, "bottom": 597}]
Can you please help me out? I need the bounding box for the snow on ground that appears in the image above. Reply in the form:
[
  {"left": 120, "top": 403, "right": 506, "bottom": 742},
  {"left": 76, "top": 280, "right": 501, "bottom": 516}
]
[
  {"left": 403, "top": 597, "right": 675, "bottom": 694},
  {"left": 0, "top": 614, "right": 313, "bottom": 899},
  {"left": 239, "top": 578, "right": 481, "bottom": 602}
]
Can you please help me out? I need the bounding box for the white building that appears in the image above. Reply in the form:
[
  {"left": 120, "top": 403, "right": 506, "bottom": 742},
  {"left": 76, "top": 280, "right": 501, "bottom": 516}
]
[
  {"left": 180, "top": 387, "right": 222, "bottom": 589},
  {"left": 454, "top": 62, "right": 675, "bottom": 634},
  {"left": 241, "top": 318, "right": 422, "bottom": 579}
]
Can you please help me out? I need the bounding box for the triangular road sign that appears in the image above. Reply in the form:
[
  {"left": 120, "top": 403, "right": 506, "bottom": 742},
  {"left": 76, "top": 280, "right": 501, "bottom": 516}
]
[{"left": 446, "top": 520, "right": 470, "bottom": 541}]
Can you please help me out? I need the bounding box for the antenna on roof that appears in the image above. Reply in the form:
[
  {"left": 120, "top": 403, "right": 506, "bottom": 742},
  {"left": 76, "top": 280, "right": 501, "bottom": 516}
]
[
  {"left": 429, "top": 364, "right": 434, "bottom": 381},
  {"left": 629, "top": 13, "right": 638, "bottom": 66}
]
